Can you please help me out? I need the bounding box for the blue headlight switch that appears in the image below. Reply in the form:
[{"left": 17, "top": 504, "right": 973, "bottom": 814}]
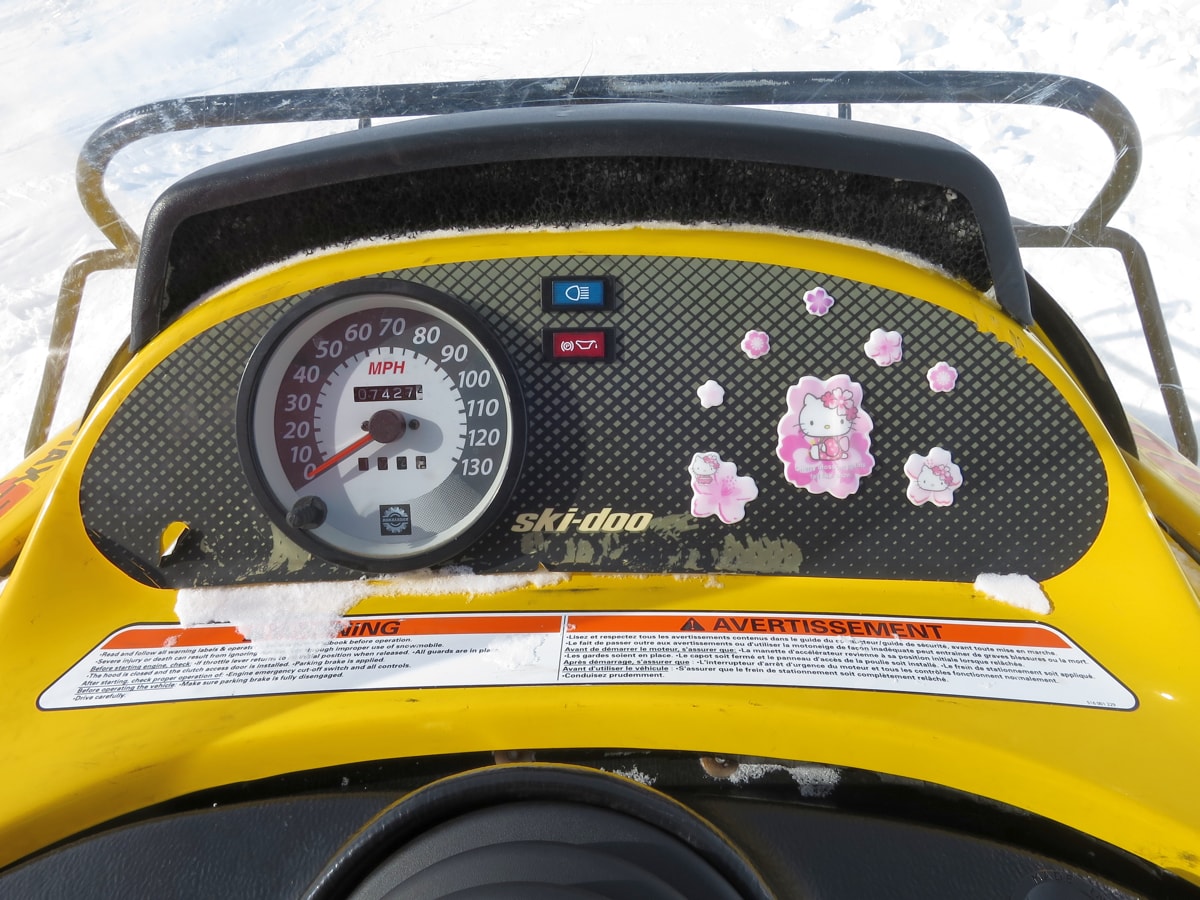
[{"left": 542, "top": 276, "right": 614, "bottom": 311}]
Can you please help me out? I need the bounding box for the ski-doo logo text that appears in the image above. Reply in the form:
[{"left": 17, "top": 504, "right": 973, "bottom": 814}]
[{"left": 511, "top": 507, "right": 653, "bottom": 533}]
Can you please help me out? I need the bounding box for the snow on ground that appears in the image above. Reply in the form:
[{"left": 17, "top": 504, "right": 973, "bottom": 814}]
[{"left": 1, "top": 0, "right": 1197, "bottom": 466}]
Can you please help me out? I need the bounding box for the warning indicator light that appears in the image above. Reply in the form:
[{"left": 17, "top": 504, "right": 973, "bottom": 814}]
[
  {"left": 542, "top": 276, "right": 614, "bottom": 311},
  {"left": 543, "top": 328, "right": 615, "bottom": 361}
]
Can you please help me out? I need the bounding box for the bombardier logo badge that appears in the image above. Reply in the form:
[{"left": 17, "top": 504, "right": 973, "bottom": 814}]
[{"left": 511, "top": 507, "right": 653, "bottom": 533}]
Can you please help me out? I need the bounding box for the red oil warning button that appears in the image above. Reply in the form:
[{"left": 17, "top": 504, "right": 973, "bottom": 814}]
[{"left": 542, "top": 328, "right": 615, "bottom": 361}]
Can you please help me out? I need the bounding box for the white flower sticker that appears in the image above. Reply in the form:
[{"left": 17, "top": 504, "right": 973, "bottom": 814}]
[
  {"left": 803, "top": 287, "right": 835, "bottom": 316},
  {"left": 697, "top": 380, "right": 725, "bottom": 408},
  {"left": 864, "top": 329, "right": 903, "bottom": 366},
  {"left": 927, "top": 361, "right": 958, "bottom": 392},
  {"left": 740, "top": 330, "right": 771, "bottom": 358}
]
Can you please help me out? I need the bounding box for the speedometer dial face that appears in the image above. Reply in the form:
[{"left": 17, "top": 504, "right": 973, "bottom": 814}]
[{"left": 237, "top": 279, "right": 524, "bottom": 571}]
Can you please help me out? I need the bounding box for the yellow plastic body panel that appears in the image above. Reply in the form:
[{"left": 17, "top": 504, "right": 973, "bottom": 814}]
[
  {"left": 1127, "top": 418, "right": 1200, "bottom": 549},
  {"left": 0, "top": 426, "right": 77, "bottom": 570},
  {"left": 2, "top": 228, "right": 1199, "bottom": 882}
]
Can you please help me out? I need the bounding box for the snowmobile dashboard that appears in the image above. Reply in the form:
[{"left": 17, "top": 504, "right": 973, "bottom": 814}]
[
  {"left": 4, "top": 76, "right": 1200, "bottom": 899},
  {"left": 66, "top": 101, "right": 1118, "bottom": 587},
  {"left": 79, "top": 226, "right": 1114, "bottom": 589}
]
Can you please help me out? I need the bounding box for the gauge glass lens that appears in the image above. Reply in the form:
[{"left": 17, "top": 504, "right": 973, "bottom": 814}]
[{"left": 239, "top": 282, "right": 521, "bottom": 570}]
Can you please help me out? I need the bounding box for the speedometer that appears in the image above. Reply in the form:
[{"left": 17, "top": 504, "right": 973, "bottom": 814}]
[{"left": 237, "top": 279, "right": 524, "bottom": 571}]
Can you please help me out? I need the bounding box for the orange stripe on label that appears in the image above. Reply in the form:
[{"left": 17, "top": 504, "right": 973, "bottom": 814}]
[
  {"left": 99, "top": 614, "right": 1067, "bottom": 653},
  {"left": 566, "top": 614, "right": 1069, "bottom": 648},
  {"left": 927, "top": 623, "right": 1067, "bottom": 648},
  {"left": 337, "top": 615, "right": 562, "bottom": 637},
  {"left": 103, "top": 625, "right": 248, "bottom": 650},
  {"left": 101, "top": 615, "right": 563, "bottom": 650},
  {"left": 568, "top": 614, "right": 696, "bottom": 633}
]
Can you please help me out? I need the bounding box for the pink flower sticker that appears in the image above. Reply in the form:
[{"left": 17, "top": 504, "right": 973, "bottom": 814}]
[
  {"left": 689, "top": 452, "right": 758, "bottom": 524},
  {"left": 696, "top": 380, "right": 725, "bottom": 408},
  {"left": 927, "top": 361, "right": 958, "bottom": 392},
  {"left": 803, "top": 287, "right": 834, "bottom": 316},
  {"left": 904, "top": 448, "right": 963, "bottom": 507},
  {"left": 740, "top": 329, "right": 771, "bottom": 358},
  {"left": 776, "top": 374, "right": 875, "bottom": 498},
  {"left": 864, "top": 328, "right": 903, "bottom": 366}
]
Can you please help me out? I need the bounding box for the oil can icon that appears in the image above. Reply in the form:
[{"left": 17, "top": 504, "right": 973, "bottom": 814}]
[{"left": 561, "top": 338, "right": 599, "bottom": 352}]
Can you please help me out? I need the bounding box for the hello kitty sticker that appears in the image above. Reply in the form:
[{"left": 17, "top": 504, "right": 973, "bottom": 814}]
[
  {"left": 776, "top": 374, "right": 875, "bottom": 498},
  {"left": 904, "top": 448, "right": 963, "bottom": 507},
  {"left": 689, "top": 452, "right": 759, "bottom": 524}
]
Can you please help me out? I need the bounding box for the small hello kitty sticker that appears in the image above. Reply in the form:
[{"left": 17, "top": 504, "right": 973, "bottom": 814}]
[
  {"left": 689, "top": 452, "right": 758, "bottom": 524},
  {"left": 776, "top": 374, "right": 875, "bottom": 498},
  {"left": 904, "top": 448, "right": 963, "bottom": 507}
]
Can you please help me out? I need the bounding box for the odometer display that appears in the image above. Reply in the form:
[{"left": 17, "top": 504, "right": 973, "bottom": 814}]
[
  {"left": 353, "top": 385, "right": 423, "bottom": 402},
  {"left": 237, "top": 280, "right": 524, "bottom": 571}
]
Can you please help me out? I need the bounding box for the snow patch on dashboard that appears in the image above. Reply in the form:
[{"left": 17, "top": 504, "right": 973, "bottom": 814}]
[
  {"left": 175, "top": 568, "right": 567, "bottom": 658},
  {"left": 726, "top": 762, "right": 841, "bottom": 797},
  {"left": 972, "top": 573, "right": 1052, "bottom": 615}
]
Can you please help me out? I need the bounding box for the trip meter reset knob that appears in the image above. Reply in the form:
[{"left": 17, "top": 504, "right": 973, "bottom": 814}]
[{"left": 237, "top": 279, "right": 525, "bottom": 572}]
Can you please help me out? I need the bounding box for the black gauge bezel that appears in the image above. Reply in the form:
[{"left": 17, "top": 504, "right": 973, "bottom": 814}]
[{"left": 236, "top": 278, "right": 525, "bottom": 572}]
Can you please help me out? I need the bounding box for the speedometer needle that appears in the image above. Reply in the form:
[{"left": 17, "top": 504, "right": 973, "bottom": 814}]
[
  {"left": 306, "top": 432, "right": 373, "bottom": 481},
  {"left": 305, "top": 409, "right": 410, "bottom": 481}
]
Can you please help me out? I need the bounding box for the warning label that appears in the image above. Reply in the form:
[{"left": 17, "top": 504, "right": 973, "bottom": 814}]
[{"left": 41, "top": 612, "right": 1136, "bottom": 710}]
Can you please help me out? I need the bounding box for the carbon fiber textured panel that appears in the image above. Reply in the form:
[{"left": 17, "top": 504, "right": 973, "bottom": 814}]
[{"left": 81, "top": 253, "right": 1106, "bottom": 587}]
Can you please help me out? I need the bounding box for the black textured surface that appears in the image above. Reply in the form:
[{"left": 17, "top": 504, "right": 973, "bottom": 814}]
[
  {"left": 132, "top": 102, "right": 1034, "bottom": 348},
  {"left": 162, "top": 156, "right": 992, "bottom": 320},
  {"left": 0, "top": 794, "right": 394, "bottom": 900},
  {"left": 689, "top": 797, "right": 1145, "bottom": 900},
  {"left": 81, "top": 255, "right": 1107, "bottom": 587},
  {"left": 319, "top": 765, "right": 770, "bottom": 900}
]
